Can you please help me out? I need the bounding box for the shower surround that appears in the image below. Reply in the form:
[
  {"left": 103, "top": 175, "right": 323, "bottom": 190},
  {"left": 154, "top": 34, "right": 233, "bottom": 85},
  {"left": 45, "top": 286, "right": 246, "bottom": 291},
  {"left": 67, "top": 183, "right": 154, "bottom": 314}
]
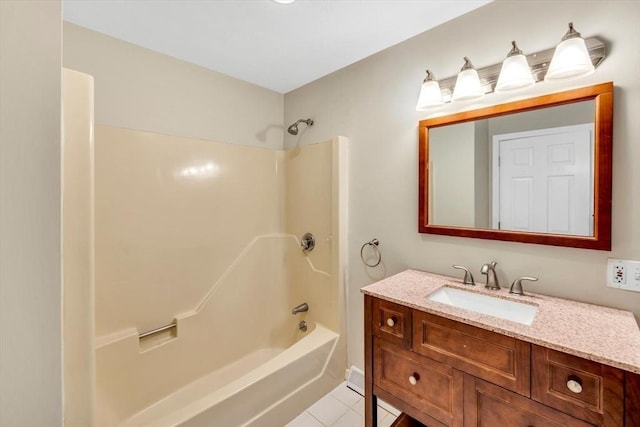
[
  {"left": 96, "top": 127, "right": 347, "bottom": 426},
  {"left": 63, "top": 70, "right": 347, "bottom": 426}
]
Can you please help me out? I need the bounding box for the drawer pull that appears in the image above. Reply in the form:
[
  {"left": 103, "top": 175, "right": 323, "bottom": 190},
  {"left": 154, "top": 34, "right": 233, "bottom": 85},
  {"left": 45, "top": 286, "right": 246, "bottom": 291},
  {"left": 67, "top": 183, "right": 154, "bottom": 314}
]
[
  {"left": 409, "top": 373, "right": 420, "bottom": 385},
  {"left": 386, "top": 317, "right": 397, "bottom": 327},
  {"left": 566, "top": 376, "right": 583, "bottom": 394}
]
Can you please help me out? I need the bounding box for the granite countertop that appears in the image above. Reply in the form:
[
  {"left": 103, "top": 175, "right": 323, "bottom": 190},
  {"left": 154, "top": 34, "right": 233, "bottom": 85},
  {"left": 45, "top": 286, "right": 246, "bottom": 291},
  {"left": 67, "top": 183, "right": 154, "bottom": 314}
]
[{"left": 361, "top": 269, "right": 640, "bottom": 374}]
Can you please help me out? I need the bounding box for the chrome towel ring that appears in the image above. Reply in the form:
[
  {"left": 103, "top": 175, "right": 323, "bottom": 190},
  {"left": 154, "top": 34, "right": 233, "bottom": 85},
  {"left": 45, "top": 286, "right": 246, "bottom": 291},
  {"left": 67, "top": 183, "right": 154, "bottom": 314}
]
[{"left": 360, "top": 238, "right": 382, "bottom": 267}]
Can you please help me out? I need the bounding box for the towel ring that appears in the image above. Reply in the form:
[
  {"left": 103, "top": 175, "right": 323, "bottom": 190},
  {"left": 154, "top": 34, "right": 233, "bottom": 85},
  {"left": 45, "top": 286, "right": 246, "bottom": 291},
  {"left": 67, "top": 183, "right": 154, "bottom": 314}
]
[{"left": 360, "top": 238, "right": 382, "bottom": 267}]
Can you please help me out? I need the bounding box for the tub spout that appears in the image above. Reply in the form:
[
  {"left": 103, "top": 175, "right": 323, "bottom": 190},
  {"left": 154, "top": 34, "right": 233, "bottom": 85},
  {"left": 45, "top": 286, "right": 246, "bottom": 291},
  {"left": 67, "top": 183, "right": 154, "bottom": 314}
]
[{"left": 292, "top": 303, "right": 309, "bottom": 315}]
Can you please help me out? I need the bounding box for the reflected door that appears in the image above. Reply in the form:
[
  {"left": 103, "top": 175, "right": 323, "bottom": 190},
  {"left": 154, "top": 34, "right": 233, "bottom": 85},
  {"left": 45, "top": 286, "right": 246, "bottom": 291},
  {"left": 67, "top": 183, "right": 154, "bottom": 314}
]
[{"left": 492, "top": 124, "right": 593, "bottom": 236}]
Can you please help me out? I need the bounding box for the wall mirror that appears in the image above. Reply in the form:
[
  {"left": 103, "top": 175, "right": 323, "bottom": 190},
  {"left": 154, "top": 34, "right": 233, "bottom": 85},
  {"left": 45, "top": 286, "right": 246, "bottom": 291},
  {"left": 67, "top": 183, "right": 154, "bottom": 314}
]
[{"left": 418, "top": 82, "right": 613, "bottom": 250}]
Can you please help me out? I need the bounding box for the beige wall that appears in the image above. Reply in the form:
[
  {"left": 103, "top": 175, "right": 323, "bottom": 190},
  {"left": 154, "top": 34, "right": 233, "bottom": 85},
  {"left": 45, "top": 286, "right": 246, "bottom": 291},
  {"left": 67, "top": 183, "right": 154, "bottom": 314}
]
[
  {"left": 0, "top": 1, "right": 63, "bottom": 425},
  {"left": 473, "top": 119, "right": 489, "bottom": 228},
  {"left": 429, "top": 122, "right": 476, "bottom": 227},
  {"left": 63, "top": 23, "right": 284, "bottom": 150},
  {"left": 284, "top": 0, "right": 640, "bottom": 369}
]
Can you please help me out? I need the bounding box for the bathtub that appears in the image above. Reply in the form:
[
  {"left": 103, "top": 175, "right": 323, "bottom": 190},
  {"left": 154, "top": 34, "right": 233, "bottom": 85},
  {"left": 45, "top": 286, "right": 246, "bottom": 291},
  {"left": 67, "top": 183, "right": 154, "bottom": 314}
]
[
  {"left": 116, "top": 321, "right": 339, "bottom": 426},
  {"left": 95, "top": 234, "right": 345, "bottom": 426},
  {"left": 83, "top": 127, "right": 348, "bottom": 425}
]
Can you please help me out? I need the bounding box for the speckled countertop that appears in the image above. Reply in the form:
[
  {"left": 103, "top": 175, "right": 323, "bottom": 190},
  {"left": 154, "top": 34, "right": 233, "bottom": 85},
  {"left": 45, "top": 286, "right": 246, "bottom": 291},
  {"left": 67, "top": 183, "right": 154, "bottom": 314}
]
[{"left": 361, "top": 269, "right": 640, "bottom": 374}]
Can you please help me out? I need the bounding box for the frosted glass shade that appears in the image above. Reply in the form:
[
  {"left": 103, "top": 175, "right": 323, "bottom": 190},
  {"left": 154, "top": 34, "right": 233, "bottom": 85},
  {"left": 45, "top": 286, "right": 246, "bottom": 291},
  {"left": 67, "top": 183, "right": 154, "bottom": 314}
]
[
  {"left": 416, "top": 80, "right": 444, "bottom": 110},
  {"left": 545, "top": 37, "right": 594, "bottom": 81},
  {"left": 452, "top": 68, "right": 484, "bottom": 101},
  {"left": 495, "top": 54, "right": 535, "bottom": 92}
]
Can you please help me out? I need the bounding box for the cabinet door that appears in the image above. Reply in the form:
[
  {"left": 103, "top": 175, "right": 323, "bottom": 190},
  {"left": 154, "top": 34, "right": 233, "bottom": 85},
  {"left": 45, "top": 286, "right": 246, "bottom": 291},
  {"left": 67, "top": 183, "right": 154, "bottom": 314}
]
[
  {"left": 374, "top": 338, "right": 463, "bottom": 427},
  {"left": 464, "top": 376, "right": 595, "bottom": 427},
  {"left": 626, "top": 372, "right": 640, "bottom": 427},
  {"left": 531, "top": 345, "right": 624, "bottom": 426},
  {"left": 372, "top": 298, "right": 412, "bottom": 348}
]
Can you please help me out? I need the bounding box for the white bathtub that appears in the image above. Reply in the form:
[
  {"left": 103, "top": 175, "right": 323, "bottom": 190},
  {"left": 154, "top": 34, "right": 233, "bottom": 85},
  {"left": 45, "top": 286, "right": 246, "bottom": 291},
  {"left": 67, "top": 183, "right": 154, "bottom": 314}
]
[
  {"left": 95, "top": 234, "right": 345, "bottom": 426},
  {"left": 119, "top": 322, "right": 339, "bottom": 426},
  {"left": 87, "top": 132, "right": 348, "bottom": 425}
]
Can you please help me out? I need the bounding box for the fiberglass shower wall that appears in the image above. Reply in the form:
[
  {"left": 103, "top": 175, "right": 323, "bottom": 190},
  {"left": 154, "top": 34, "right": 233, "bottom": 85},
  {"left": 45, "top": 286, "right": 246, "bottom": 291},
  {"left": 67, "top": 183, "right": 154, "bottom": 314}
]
[
  {"left": 83, "top": 124, "right": 346, "bottom": 424},
  {"left": 62, "top": 68, "right": 96, "bottom": 427}
]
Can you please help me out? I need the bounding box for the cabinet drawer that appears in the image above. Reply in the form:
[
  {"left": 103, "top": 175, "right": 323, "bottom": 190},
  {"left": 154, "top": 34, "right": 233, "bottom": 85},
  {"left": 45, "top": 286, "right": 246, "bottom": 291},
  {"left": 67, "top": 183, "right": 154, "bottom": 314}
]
[
  {"left": 469, "top": 377, "right": 594, "bottom": 427},
  {"left": 532, "top": 345, "right": 624, "bottom": 426},
  {"left": 372, "top": 298, "right": 412, "bottom": 347},
  {"left": 374, "top": 339, "right": 463, "bottom": 427},
  {"left": 412, "top": 311, "right": 530, "bottom": 396}
]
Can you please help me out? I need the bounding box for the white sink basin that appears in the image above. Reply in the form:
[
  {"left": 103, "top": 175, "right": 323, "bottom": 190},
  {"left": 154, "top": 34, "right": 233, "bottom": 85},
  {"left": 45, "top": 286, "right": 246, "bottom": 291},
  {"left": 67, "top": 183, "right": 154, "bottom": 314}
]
[{"left": 427, "top": 286, "right": 538, "bottom": 325}]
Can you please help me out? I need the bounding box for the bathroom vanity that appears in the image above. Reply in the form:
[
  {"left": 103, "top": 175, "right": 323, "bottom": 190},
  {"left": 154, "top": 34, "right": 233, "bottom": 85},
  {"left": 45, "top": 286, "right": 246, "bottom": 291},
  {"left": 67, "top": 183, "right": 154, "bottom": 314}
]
[{"left": 362, "top": 270, "right": 640, "bottom": 427}]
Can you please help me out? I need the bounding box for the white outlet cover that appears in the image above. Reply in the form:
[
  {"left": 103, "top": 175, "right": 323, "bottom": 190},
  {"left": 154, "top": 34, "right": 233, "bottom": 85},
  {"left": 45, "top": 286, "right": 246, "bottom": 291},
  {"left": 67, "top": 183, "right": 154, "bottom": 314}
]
[{"left": 607, "top": 258, "right": 640, "bottom": 292}]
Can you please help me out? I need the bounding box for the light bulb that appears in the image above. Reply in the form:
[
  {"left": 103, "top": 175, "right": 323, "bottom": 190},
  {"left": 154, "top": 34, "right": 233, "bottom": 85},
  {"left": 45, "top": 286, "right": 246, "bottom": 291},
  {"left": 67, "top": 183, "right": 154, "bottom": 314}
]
[
  {"left": 452, "top": 57, "right": 484, "bottom": 101},
  {"left": 495, "top": 41, "right": 535, "bottom": 92},
  {"left": 416, "top": 70, "right": 444, "bottom": 110},
  {"left": 546, "top": 22, "right": 594, "bottom": 81}
]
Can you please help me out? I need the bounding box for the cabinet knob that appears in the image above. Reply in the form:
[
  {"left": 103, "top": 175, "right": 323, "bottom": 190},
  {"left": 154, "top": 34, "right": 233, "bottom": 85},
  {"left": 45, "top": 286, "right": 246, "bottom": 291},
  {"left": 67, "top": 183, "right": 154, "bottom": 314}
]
[
  {"left": 409, "top": 373, "right": 420, "bottom": 385},
  {"left": 386, "top": 317, "right": 396, "bottom": 327},
  {"left": 567, "top": 376, "right": 583, "bottom": 394}
]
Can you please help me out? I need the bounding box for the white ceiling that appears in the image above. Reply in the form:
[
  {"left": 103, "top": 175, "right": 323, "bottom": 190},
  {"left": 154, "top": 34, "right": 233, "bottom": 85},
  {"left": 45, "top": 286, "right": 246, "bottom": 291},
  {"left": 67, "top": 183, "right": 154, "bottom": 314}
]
[{"left": 63, "top": 0, "right": 491, "bottom": 93}]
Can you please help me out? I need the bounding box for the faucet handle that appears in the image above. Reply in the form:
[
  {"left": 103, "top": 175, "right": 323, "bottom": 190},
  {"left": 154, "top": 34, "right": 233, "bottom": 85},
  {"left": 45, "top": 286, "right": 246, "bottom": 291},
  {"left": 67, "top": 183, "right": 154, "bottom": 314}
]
[
  {"left": 509, "top": 276, "right": 538, "bottom": 296},
  {"left": 452, "top": 265, "right": 475, "bottom": 286}
]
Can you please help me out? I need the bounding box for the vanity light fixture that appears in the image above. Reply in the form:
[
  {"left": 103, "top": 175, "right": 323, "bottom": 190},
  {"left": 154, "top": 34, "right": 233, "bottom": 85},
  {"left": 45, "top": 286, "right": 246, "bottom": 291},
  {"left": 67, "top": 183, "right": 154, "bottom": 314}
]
[
  {"left": 545, "top": 22, "right": 595, "bottom": 81},
  {"left": 416, "top": 70, "right": 444, "bottom": 110},
  {"left": 452, "top": 57, "right": 485, "bottom": 101},
  {"left": 495, "top": 41, "right": 535, "bottom": 92},
  {"left": 415, "top": 22, "right": 605, "bottom": 111}
]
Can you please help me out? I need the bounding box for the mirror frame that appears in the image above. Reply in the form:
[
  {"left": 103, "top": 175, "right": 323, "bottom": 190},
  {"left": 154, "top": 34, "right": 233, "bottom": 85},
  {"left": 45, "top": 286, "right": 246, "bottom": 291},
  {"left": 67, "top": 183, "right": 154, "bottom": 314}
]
[{"left": 418, "top": 82, "right": 613, "bottom": 250}]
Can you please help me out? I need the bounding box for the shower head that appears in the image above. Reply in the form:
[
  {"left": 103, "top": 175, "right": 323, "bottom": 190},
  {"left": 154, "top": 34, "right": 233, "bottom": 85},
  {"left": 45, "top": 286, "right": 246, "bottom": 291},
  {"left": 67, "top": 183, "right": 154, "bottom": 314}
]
[{"left": 287, "top": 118, "right": 314, "bottom": 135}]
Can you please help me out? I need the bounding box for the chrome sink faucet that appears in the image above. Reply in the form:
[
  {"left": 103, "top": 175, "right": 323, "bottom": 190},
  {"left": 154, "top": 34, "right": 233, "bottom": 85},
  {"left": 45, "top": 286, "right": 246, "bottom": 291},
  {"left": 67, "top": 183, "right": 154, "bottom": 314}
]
[{"left": 480, "top": 261, "right": 500, "bottom": 290}]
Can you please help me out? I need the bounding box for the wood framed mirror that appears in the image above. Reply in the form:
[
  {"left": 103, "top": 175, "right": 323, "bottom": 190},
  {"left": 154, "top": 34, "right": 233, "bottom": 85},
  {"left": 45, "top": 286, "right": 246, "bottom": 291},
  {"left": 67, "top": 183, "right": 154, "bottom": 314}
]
[{"left": 418, "top": 82, "right": 613, "bottom": 250}]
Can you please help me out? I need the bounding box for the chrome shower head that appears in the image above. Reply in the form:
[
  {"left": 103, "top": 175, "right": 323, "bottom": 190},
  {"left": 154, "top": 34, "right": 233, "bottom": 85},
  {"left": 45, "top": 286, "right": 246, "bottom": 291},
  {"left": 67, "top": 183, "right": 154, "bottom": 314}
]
[
  {"left": 287, "top": 123, "right": 299, "bottom": 135},
  {"left": 287, "top": 118, "right": 314, "bottom": 135}
]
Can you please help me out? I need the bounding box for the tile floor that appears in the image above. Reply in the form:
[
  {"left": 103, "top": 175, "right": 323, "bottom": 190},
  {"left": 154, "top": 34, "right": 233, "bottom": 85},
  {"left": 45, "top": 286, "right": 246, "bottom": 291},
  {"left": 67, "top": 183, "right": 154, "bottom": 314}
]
[{"left": 285, "top": 381, "right": 399, "bottom": 427}]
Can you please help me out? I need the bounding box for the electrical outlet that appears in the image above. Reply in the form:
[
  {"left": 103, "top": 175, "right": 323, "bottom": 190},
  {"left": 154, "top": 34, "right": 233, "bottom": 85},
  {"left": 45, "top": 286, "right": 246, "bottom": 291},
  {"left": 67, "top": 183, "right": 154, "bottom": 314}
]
[
  {"left": 612, "top": 263, "right": 625, "bottom": 284},
  {"left": 607, "top": 258, "right": 640, "bottom": 292}
]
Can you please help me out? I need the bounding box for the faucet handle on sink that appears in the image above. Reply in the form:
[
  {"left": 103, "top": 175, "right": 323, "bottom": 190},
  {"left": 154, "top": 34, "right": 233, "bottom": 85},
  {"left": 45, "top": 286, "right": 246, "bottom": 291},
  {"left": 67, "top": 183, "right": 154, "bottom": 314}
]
[
  {"left": 452, "top": 265, "right": 475, "bottom": 286},
  {"left": 509, "top": 276, "right": 538, "bottom": 296}
]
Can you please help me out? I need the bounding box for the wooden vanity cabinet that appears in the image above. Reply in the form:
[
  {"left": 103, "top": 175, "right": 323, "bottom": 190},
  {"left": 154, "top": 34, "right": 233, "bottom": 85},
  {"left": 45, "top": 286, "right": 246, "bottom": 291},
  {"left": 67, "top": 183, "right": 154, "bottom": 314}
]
[{"left": 364, "top": 295, "right": 635, "bottom": 427}]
